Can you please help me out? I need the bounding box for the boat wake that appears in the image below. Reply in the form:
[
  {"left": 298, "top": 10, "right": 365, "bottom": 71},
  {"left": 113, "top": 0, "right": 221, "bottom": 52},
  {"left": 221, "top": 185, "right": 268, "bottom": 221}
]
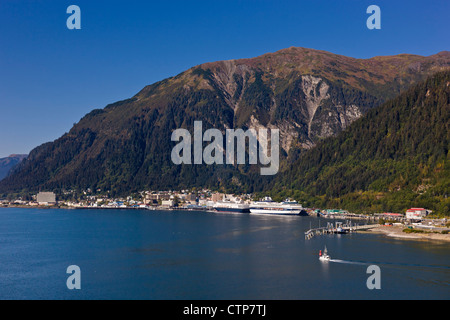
[
  {"left": 329, "top": 259, "right": 450, "bottom": 270},
  {"left": 318, "top": 248, "right": 449, "bottom": 270},
  {"left": 329, "top": 259, "right": 369, "bottom": 266}
]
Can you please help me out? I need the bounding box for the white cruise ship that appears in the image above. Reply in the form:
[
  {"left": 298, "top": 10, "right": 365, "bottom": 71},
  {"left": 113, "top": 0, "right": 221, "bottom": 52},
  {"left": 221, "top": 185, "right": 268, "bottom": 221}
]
[
  {"left": 249, "top": 197, "right": 305, "bottom": 216},
  {"left": 213, "top": 199, "right": 250, "bottom": 213}
]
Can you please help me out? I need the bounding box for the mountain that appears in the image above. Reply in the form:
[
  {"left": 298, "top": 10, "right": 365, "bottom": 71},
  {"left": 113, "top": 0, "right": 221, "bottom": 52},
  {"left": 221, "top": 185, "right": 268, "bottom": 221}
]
[
  {"left": 0, "top": 154, "right": 27, "bottom": 181},
  {"left": 0, "top": 47, "right": 449, "bottom": 196},
  {"left": 270, "top": 71, "right": 450, "bottom": 215}
]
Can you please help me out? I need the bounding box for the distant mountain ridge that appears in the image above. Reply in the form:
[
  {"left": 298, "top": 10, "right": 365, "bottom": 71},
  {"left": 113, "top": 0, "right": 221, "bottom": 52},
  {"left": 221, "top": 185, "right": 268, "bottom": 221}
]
[
  {"left": 0, "top": 47, "right": 449, "bottom": 195},
  {"left": 0, "top": 154, "right": 27, "bottom": 181}
]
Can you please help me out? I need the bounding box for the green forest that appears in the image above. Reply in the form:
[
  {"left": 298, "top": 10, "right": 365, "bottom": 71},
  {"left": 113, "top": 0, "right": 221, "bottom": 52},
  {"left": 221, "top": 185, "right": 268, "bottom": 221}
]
[{"left": 269, "top": 71, "right": 450, "bottom": 216}]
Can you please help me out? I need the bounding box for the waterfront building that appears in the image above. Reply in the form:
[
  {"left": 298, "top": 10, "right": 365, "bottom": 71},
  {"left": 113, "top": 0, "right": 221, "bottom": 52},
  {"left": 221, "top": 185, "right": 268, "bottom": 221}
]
[
  {"left": 161, "top": 200, "right": 175, "bottom": 208},
  {"left": 36, "top": 192, "right": 56, "bottom": 206},
  {"left": 406, "top": 208, "right": 430, "bottom": 221}
]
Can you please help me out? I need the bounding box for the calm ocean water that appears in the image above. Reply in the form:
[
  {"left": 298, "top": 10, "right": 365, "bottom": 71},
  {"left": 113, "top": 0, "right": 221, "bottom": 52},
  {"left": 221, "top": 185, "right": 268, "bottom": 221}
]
[{"left": 0, "top": 207, "right": 448, "bottom": 300}]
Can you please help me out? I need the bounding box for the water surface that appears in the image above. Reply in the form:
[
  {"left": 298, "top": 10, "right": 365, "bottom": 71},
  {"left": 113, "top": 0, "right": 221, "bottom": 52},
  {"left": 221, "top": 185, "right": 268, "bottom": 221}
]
[{"left": 0, "top": 208, "right": 448, "bottom": 299}]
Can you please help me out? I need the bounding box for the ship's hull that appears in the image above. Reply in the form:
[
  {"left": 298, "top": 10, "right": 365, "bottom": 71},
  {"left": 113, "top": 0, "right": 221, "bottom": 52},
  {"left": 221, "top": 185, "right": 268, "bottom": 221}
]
[
  {"left": 214, "top": 207, "right": 250, "bottom": 213},
  {"left": 249, "top": 208, "right": 307, "bottom": 216}
]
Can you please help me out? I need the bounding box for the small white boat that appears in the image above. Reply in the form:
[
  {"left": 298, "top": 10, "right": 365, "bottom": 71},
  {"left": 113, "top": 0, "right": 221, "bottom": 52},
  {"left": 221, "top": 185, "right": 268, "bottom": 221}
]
[{"left": 319, "top": 246, "right": 331, "bottom": 261}]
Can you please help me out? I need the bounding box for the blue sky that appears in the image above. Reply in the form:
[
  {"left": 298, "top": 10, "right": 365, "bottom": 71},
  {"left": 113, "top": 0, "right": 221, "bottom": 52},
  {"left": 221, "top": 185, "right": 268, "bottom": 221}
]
[{"left": 0, "top": 0, "right": 449, "bottom": 158}]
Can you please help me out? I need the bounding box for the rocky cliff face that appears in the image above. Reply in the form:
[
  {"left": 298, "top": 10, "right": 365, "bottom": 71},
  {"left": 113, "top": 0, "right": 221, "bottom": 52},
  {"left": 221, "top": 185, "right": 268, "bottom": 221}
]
[
  {"left": 1, "top": 47, "right": 449, "bottom": 194},
  {"left": 181, "top": 48, "right": 450, "bottom": 154}
]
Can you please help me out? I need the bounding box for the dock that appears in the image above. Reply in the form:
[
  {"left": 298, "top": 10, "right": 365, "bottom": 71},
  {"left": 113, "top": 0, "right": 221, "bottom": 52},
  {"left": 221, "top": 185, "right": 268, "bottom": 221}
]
[{"left": 305, "top": 221, "right": 378, "bottom": 240}]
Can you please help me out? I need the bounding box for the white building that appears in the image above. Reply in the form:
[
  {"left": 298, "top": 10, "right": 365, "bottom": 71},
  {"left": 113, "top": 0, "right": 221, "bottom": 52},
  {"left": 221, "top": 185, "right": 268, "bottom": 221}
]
[
  {"left": 36, "top": 192, "right": 56, "bottom": 205},
  {"left": 161, "top": 200, "right": 175, "bottom": 207},
  {"left": 406, "top": 208, "right": 430, "bottom": 221}
]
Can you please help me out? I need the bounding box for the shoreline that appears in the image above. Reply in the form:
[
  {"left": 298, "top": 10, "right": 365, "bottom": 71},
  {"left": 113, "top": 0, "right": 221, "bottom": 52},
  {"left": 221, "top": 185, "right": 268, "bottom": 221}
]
[{"left": 362, "top": 225, "right": 450, "bottom": 242}]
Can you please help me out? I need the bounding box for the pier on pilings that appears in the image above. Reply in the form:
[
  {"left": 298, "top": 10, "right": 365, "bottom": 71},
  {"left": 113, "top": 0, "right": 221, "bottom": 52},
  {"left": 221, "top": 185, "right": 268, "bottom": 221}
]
[{"left": 304, "top": 221, "right": 378, "bottom": 240}]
